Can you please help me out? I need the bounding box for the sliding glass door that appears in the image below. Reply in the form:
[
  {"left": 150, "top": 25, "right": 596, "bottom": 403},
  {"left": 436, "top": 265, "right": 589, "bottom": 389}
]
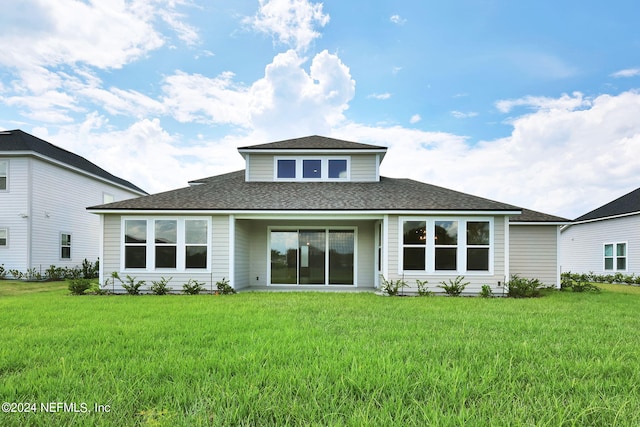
[{"left": 270, "top": 229, "right": 355, "bottom": 286}]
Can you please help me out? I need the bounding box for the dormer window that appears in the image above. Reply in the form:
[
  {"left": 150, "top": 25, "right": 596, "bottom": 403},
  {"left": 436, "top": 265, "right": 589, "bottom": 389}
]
[{"left": 275, "top": 157, "right": 350, "bottom": 181}]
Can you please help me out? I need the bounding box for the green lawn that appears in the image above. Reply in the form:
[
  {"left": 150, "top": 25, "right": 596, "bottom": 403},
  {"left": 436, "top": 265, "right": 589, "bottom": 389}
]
[{"left": 1, "top": 282, "right": 639, "bottom": 426}]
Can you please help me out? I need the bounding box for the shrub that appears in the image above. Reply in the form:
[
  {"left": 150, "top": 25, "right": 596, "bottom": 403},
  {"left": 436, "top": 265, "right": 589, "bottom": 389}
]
[
  {"left": 111, "top": 272, "right": 145, "bottom": 295},
  {"left": 151, "top": 277, "right": 173, "bottom": 295},
  {"left": 45, "top": 265, "right": 66, "bottom": 281},
  {"left": 380, "top": 276, "right": 406, "bottom": 296},
  {"left": 68, "top": 278, "right": 92, "bottom": 295},
  {"left": 182, "top": 279, "right": 205, "bottom": 295},
  {"left": 479, "top": 284, "right": 493, "bottom": 298},
  {"left": 9, "top": 269, "right": 23, "bottom": 280},
  {"left": 507, "top": 275, "right": 543, "bottom": 298},
  {"left": 438, "top": 276, "right": 469, "bottom": 296},
  {"left": 416, "top": 279, "right": 433, "bottom": 297},
  {"left": 216, "top": 277, "right": 236, "bottom": 295},
  {"left": 82, "top": 258, "right": 99, "bottom": 279},
  {"left": 571, "top": 281, "right": 601, "bottom": 293},
  {"left": 0, "top": 264, "right": 5, "bottom": 279}
]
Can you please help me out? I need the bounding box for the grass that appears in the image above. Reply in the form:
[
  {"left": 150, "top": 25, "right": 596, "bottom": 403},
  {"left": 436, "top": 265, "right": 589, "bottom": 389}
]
[{"left": 1, "top": 281, "right": 639, "bottom": 426}]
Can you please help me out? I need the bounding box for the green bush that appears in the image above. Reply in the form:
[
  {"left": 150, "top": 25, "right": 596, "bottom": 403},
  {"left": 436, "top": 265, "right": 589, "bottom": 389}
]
[
  {"left": 111, "top": 272, "right": 145, "bottom": 295},
  {"left": 68, "top": 278, "right": 92, "bottom": 295},
  {"left": 438, "top": 276, "right": 469, "bottom": 296},
  {"left": 507, "top": 275, "right": 543, "bottom": 298},
  {"left": 479, "top": 284, "right": 493, "bottom": 298},
  {"left": 182, "top": 279, "right": 205, "bottom": 295},
  {"left": 416, "top": 279, "right": 432, "bottom": 296},
  {"left": 380, "top": 276, "right": 406, "bottom": 296},
  {"left": 216, "top": 278, "right": 236, "bottom": 295},
  {"left": 151, "top": 277, "right": 173, "bottom": 295}
]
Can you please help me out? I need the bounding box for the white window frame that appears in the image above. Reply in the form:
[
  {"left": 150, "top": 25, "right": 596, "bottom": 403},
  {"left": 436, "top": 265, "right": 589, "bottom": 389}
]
[
  {"left": 121, "top": 217, "right": 212, "bottom": 272},
  {"left": 398, "top": 217, "right": 494, "bottom": 276},
  {"left": 60, "top": 232, "right": 72, "bottom": 260},
  {"left": 0, "top": 159, "right": 8, "bottom": 191},
  {"left": 273, "top": 156, "right": 351, "bottom": 181},
  {"left": 0, "top": 228, "right": 8, "bottom": 247},
  {"left": 604, "top": 242, "right": 627, "bottom": 272}
]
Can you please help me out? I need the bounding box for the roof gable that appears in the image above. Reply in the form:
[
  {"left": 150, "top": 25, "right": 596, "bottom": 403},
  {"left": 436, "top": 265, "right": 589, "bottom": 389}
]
[
  {"left": 0, "top": 129, "right": 146, "bottom": 194},
  {"left": 575, "top": 187, "right": 640, "bottom": 221}
]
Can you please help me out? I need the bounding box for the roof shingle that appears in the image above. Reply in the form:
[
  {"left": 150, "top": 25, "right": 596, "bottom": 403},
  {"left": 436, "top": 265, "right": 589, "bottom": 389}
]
[
  {"left": 238, "top": 135, "right": 386, "bottom": 151},
  {"left": 575, "top": 187, "right": 640, "bottom": 221}
]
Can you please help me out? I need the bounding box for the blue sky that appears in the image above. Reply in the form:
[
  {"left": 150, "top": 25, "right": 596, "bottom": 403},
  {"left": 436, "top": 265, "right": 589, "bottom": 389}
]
[{"left": 1, "top": 0, "right": 640, "bottom": 218}]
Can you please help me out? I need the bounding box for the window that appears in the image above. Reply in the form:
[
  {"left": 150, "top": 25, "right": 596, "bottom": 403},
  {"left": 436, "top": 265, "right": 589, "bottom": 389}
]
[
  {"left": 604, "top": 243, "right": 626, "bottom": 271},
  {"left": 403, "top": 221, "right": 426, "bottom": 270},
  {"left": 155, "top": 220, "right": 177, "bottom": 268},
  {"left": 303, "top": 159, "right": 322, "bottom": 178},
  {"left": 0, "top": 160, "right": 7, "bottom": 190},
  {"left": 60, "top": 233, "right": 71, "bottom": 259},
  {"left": 122, "top": 218, "right": 210, "bottom": 270},
  {"left": 400, "top": 218, "right": 493, "bottom": 274},
  {"left": 328, "top": 159, "right": 348, "bottom": 179},
  {"left": 277, "top": 159, "right": 296, "bottom": 179},
  {"left": 125, "top": 220, "right": 147, "bottom": 269},
  {"left": 0, "top": 229, "right": 7, "bottom": 247},
  {"left": 275, "top": 157, "right": 349, "bottom": 181},
  {"left": 185, "top": 220, "right": 208, "bottom": 269},
  {"left": 434, "top": 221, "right": 458, "bottom": 271},
  {"left": 466, "top": 222, "right": 490, "bottom": 271}
]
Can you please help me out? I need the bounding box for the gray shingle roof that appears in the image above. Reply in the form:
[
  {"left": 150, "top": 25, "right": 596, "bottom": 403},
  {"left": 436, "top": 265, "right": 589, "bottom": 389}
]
[
  {"left": 90, "top": 170, "right": 522, "bottom": 212},
  {"left": 0, "top": 129, "right": 147, "bottom": 194},
  {"left": 238, "top": 135, "right": 386, "bottom": 151},
  {"left": 575, "top": 187, "right": 640, "bottom": 221},
  {"left": 510, "top": 208, "right": 569, "bottom": 223}
]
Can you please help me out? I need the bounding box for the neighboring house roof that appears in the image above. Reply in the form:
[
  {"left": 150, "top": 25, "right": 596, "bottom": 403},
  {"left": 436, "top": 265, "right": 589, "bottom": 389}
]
[
  {"left": 574, "top": 187, "right": 640, "bottom": 222},
  {"left": 90, "top": 170, "right": 522, "bottom": 212},
  {"left": 238, "top": 135, "right": 386, "bottom": 151},
  {"left": 509, "top": 208, "right": 570, "bottom": 224},
  {"left": 0, "top": 129, "right": 147, "bottom": 194}
]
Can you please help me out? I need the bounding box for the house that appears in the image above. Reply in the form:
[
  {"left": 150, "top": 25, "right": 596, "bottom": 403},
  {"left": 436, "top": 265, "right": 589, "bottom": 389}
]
[
  {"left": 0, "top": 130, "right": 147, "bottom": 276},
  {"left": 561, "top": 187, "right": 640, "bottom": 275},
  {"left": 88, "top": 135, "right": 568, "bottom": 294}
]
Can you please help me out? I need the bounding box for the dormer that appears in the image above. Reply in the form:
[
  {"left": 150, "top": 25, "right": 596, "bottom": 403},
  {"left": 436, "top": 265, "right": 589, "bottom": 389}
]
[{"left": 238, "top": 136, "right": 387, "bottom": 182}]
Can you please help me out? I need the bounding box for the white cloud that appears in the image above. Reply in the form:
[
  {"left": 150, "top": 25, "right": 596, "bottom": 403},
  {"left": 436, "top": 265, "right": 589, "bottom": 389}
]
[
  {"left": 409, "top": 114, "right": 421, "bottom": 124},
  {"left": 611, "top": 68, "right": 640, "bottom": 78},
  {"left": 248, "top": 49, "right": 355, "bottom": 138},
  {"left": 244, "top": 0, "right": 330, "bottom": 52},
  {"left": 0, "top": 0, "right": 165, "bottom": 70},
  {"left": 451, "top": 111, "right": 478, "bottom": 119},
  {"left": 368, "top": 93, "right": 392, "bottom": 100},
  {"left": 496, "top": 92, "right": 589, "bottom": 113},
  {"left": 390, "top": 15, "right": 406, "bottom": 25}
]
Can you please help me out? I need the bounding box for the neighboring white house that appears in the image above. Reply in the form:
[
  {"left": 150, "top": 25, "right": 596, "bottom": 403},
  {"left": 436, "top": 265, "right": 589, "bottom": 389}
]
[
  {"left": 0, "top": 130, "right": 147, "bottom": 275},
  {"left": 89, "top": 136, "right": 568, "bottom": 294},
  {"left": 561, "top": 187, "right": 640, "bottom": 275}
]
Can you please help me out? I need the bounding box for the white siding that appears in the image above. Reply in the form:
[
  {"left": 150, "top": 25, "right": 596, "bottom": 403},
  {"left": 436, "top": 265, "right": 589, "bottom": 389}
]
[
  {"left": 246, "top": 154, "right": 273, "bottom": 181},
  {"left": 385, "top": 215, "right": 508, "bottom": 295},
  {"left": 561, "top": 214, "right": 640, "bottom": 275},
  {"left": 234, "top": 219, "right": 251, "bottom": 289},
  {"left": 0, "top": 157, "right": 29, "bottom": 271},
  {"left": 29, "top": 157, "right": 142, "bottom": 271},
  {"left": 510, "top": 225, "right": 560, "bottom": 287},
  {"left": 350, "top": 154, "right": 379, "bottom": 182}
]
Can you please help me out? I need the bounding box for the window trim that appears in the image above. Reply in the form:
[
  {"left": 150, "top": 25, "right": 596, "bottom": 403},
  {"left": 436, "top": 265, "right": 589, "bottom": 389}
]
[
  {"left": 0, "top": 228, "right": 8, "bottom": 247},
  {"left": 121, "top": 217, "right": 212, "bottom": 272},
  {"left": 273, "top": 156, "right": 350, "bottom": 181},
  {"left": 604, "top": 242, "right": 627, "bottom": 272},
  {"left": 0, "top": 159, "right": 8, "bottom": 192},
  {"left": 60, "top": 232, "right": 72, "bottom": 260},
  {"left": 399, "top": 217, "right": 494, "bottom": 275}
]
